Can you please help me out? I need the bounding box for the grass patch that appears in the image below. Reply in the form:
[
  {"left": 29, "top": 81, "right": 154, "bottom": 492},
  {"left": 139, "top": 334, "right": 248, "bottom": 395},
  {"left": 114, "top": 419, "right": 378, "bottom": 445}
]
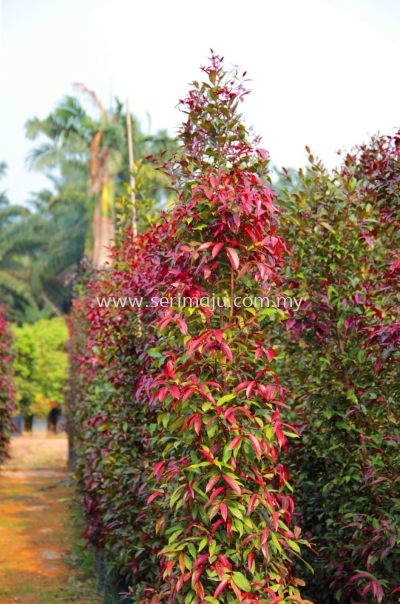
[{"left": 62, "top": 492, "right": 102, "bottom": 603}]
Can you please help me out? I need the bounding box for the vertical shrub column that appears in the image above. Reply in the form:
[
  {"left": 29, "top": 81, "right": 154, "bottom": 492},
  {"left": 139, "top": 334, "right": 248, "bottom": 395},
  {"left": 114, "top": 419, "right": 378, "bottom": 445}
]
[
  {"left": 66, "top": 228, "right": 171, "bottom": 596},
  {"left": 274, "top": 133, "right": 400, "bottom": 602},
  {"left": 144, "top": 54, "right": 310, "bottom": 604},
  {"left": 0, "top": 307, "right": 16, "bottom": 463}
]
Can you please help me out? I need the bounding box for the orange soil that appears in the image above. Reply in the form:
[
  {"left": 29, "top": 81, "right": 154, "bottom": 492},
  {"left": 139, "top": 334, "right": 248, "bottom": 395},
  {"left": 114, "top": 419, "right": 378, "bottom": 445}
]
[{"left": 0, "top": 436, "right": 100, "bottom": 604}]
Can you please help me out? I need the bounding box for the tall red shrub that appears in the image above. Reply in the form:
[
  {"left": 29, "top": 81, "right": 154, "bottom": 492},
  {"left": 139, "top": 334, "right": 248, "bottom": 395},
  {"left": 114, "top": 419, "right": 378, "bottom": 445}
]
[
  {"left": 274, "top": 132, "right": 400, "bottom": 602},
  {"left": 67, "top": 53, "right": 311, "bottom": 603},
  {"left": 141, "top": 53, "right": 310, "bottom": 604}
]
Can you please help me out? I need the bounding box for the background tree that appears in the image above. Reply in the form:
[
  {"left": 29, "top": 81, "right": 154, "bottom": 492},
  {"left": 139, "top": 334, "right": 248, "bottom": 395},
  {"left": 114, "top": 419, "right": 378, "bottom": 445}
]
[
  {"left": 0, "top": 161, "right": 42, "bottom": 314},
  {"left": 13, "top": 317, "right": 69, "bottom": 419},
  {"left": 26, "top": 89, "right": 176, "bottom": 267}
]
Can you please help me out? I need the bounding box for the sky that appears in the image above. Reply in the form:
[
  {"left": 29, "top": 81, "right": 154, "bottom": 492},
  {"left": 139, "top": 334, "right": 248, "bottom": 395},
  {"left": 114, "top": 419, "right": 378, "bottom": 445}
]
[{"left": 0, "top": 0, "right": 399, "bottom": 206}]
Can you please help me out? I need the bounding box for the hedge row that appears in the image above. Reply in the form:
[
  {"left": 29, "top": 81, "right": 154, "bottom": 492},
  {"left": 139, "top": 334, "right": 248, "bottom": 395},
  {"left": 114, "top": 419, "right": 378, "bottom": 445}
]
[
  {"left": 274, "top": 133, "right": 400, "bottom": 602},
  {"left": 67, "top": 53, "right": 400, "bottom": 604},
  {"left": 0, "top": 306, "right": 16, "bottom": 463},
  {"left": 67, "top": 55, "right": 311, "bottom": 604}
]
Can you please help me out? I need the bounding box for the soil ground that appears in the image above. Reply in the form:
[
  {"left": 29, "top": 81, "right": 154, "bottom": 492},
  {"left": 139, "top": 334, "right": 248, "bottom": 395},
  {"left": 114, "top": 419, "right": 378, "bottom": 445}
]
[{"left": 0, "top": 435, "right": 101, "bottom": 604}]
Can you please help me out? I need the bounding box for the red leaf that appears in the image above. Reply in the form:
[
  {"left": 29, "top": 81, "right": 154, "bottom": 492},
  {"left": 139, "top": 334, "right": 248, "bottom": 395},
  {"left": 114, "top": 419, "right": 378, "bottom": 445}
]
[
  {"left": 229, "top": 435, "right": 243, "bottom": 450},
  {"left": 176, "top": 318, "right": 188, "bottom": 335},
  {"left": 346, "top": 572, "right": 374, "bottom": 584},
  {"left": 192, "top": 553, "right": 209, "bottom": 569},
  {"left": 249, "top": 434, "right": 262, "bottom": 458},
  {"left": 223, "top": 475, "right": 241, "bottom": 494},
  {"left": 226, "top": 247, "right": 240, "bottom": 270},
  {"left": 248, "top": 552, "right": 254, "bottom": 572},
  {"left": 209, "top": 486, "right": 225, "bottom": 502},
  {"left": 363, "top": 234, "right": 375, "bottom": 248},
  {"left": 247, "top": 494, "right": 257, "bottom": 515},
  {"left": 266, "top": 349, "right": 276, "bottom": 362},
  {"left": 261, "top": 526, "right": 269, "bottom": 545},
  {"left": 182, "top": 387, "right": 196, "bottom": 403},
  {"left": 147, "top": 491, "right": 163, "bottom": 504},
  {"left": 236, "top": 406, "right": 253, "bottom": 420},
  {"left": 237, "top": 262, "right": 251, "bottom": 280},
  {"left": 235, "top": 380, "right": 251, "bottom": 393},
  {"left": 169, "top": 385, "right": 180, "bottom": 399},
  {"left": 197, "top": 581, "right": 204, "bottom": 599},
  {"left": 257, "top": 148, "right": 268, "bottom": 160},
  {"left": 206, "top": 475, "right": 220, "bottom": 493},
  {"left": 210, "top": 175, "right": 218, "bottom": 189},
  {"left": 198, "top": 241, "right": 214, "bottom": 251},
  {"left": 193, "top": 565, "right": 205, "bottom": 585},
  {"left": 224, "top": 407, "right": 234, "bottom": 421},
  {"left": 158, "top": 387, "right": 168, "bottom": 402},
  {"left": 275, "top": 423, "right": 287, "bottom": 447},
  {"left": 214, "top": 579, "right": 229, "bottom": 598},
  {"left": 246, "top": 381, "right": 256, "bottom": 398},
  {"left": 153, "top": 462, "right": 163, "bottom": 475},
  {"left": 212, "top": 242, "right": 224, "bottom": 258},
  {"left": 218, "top": 554, "right": 232, "bottom": 570},
  {"left": 194, "top": 413, "right": 202, "bottom": 435},
  {"left": 257, "top": 383, "right": 275, "bottom": 401},
  {"left": 165, "top": 360, "right": 176, "bottom": 379},
  {"left": 390, "top": 257, "right": 400, "bottom": 271},
  {"left": 255, "top": 348, "right": 263, "bottom": 360},
  {"left": 214, "top": 329, "right": 223, "bottom": 344},
  {"left": 220, "top": 342, "right": 233, "bottom": 363},
  {"left": 280, "top": 422, "right": 300, "bottom": 436},
  {"left": 159, "top": 318, "right": 172, "bottom": 331},
  {"left": 228, "top": 213, "right": 241, "bottom": 234},
  {"left": 220, "top": 502, "right": 228, "bottom": 521}
]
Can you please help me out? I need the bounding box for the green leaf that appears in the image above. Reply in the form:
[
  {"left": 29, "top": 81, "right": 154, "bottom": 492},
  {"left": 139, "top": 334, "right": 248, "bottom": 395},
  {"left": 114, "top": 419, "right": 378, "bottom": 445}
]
[
  {"left": 320, "top": 221, "right": 335, "bottom": 234},
  {"left": 232, "top": 571, "right": 251, "bottom": 591}
]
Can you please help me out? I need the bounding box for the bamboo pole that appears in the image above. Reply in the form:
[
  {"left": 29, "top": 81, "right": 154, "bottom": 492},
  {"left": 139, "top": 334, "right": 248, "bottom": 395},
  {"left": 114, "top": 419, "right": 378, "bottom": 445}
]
[{"left": 126, "top": 99, "right": 137, "bottom": 239}]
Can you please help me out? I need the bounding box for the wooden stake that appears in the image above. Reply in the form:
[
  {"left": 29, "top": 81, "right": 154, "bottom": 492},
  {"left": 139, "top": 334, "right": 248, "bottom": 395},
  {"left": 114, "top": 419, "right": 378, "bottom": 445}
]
[{"left": 126, "top": 99, "right": 137, "bottom": 239}]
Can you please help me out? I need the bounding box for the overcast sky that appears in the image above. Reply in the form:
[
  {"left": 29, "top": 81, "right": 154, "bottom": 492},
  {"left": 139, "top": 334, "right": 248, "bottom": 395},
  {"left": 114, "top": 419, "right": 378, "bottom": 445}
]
[{"left": 0, "top": 0, "right": 399, "bottom": 206}]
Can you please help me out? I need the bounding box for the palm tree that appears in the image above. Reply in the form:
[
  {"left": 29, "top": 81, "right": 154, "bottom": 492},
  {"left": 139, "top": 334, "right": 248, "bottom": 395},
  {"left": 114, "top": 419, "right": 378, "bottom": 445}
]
[
  {"left": 26, "top": 88, "right": 176, "bottom": 268},
  {"left": 0, "top": 161, "right": 88, "bottom": 319},
  {"left": 0, "top": 162, "right": 40, "bottom": 311}
]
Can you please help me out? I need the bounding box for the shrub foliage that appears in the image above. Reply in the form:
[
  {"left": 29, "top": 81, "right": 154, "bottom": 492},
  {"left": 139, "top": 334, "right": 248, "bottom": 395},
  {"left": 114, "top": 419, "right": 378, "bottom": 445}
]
[
  {"left": 13, "top": 317, "right": 69, "bottom": 417},
  {"left": 0, "top": 307, "right": 16, "bottom": 462},
  {"left": 275, "top": 132, "right": 400, "bottom": 602},
  {"left": 67, "top": 54, "right": 311, "bottom": 603},
  {"left": 67, "top": 54, "right": 400, "bottom": 604}
]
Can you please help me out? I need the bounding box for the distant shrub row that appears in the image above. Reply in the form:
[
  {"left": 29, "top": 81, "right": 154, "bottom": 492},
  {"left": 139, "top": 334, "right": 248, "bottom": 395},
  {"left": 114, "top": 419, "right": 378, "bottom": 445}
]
[{"left": 0, "top": 307, "right": 16, "bottom": 463}]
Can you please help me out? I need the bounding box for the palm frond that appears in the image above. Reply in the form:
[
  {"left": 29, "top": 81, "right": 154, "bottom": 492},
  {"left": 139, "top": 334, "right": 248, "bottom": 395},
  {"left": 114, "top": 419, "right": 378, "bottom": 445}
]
[{"left": 0, "top": 271, "right": 38, "bottom": 308}]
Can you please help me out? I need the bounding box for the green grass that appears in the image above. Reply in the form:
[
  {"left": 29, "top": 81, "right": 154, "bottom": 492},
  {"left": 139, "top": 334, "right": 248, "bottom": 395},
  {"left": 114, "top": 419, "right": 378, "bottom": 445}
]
[{"left": 62, "top": 495, "right": 102, "bottom": 603}]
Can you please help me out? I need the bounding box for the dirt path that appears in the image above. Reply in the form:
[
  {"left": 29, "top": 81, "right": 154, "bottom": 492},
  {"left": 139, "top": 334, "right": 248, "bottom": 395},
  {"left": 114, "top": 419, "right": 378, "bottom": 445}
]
[{"left": 0, "top": 436, "right": 101, "bottom": 604}]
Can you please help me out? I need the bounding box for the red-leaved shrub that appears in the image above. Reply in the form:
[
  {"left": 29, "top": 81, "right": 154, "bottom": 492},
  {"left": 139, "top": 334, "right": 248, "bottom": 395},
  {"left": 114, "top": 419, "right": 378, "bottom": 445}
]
[
  {"left": 67, "top": 54, "right": 311, "bottom": 604},
  {"left": 0, "top": 306, "right": 16, "bottom": 463}
]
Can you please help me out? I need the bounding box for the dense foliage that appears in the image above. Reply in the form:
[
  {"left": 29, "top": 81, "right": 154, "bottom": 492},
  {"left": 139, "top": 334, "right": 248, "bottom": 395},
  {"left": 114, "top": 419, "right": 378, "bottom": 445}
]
[
  {"left": 13, "top": 317, "right": 69, "bottom": 418},
  {"left": 275, "top": 133, "right": 400, "bottom": 602},
  {"left": 0, "top": 307, "right": 16, "bottom": 463},
  {"left": 67, "top": 55, "right": 311, "bottom": 603}
]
